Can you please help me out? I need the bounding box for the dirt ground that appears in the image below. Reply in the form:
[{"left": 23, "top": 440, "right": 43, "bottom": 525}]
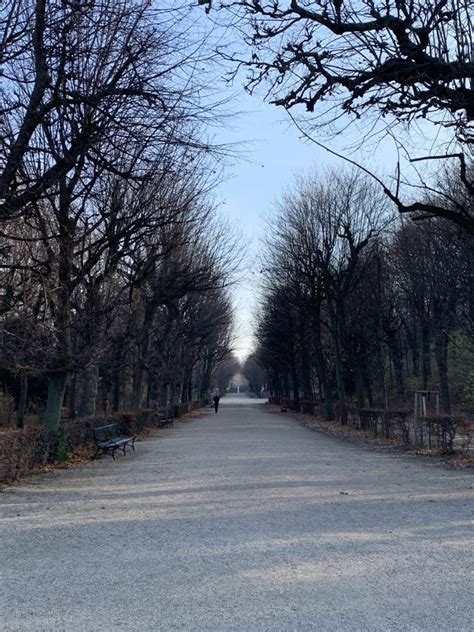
[{"left": 266, "top": 404, "right": 474, "bottom": 470}]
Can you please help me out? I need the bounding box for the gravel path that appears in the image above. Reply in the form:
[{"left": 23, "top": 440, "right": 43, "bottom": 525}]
[{"left": 1, "top": 397, "right": 473, "bottom": 631}]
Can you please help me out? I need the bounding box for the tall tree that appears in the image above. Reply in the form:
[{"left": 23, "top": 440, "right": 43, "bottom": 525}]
[{"left": 0, "top": 0, "right": 214, "bottom": 220}]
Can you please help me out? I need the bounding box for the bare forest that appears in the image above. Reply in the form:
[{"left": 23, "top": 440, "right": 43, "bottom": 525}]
[
  {"left": 1, "top": 1, "right": 474, "bottom": 473},
  {"left": 1, "top": 3, "right": 473, "bottom": 628},
  {"left": 255, "top": 170, "right": 474, "bottom": 426},
  {"left": 223, "top": 0, "right": 474, "bottom": 453},
  {"left": 0, "top": 1, "right": 238, "bottom": 457}
]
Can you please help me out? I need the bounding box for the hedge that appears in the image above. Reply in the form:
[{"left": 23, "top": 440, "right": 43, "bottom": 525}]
[
  {"left": 0, "top": 401, "right": 206, "bottom": 485},
  {"left": 267, "top": 397, "right": 472, "bottom": 454}
]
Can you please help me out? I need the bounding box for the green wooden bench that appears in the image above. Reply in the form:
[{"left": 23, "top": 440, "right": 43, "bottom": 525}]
[{"left": 93, "top": 423, "right": 135, "bottom": 460}]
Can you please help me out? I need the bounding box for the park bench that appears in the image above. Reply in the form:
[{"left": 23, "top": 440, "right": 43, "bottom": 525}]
[
  {"left": 156, "top": 409, "right": 174, "bottom": 428},
  {"left": 157, "top": 415, "right": 174, "bottom": 428},
  {"left": 93, "top": 423, "right": 135, "bottom": 460}
]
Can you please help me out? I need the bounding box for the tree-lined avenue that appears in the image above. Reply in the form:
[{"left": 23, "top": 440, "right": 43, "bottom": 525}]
[{"left": 1, "top": 397, "right": 472, "bottom": 631}]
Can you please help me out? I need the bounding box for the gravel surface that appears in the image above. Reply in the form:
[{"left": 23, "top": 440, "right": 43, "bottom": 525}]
[{"left": 1, "top": 396, "right": 473, "bottom": 631}]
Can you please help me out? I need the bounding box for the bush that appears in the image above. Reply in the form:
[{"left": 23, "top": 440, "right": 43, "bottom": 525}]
[
  {"left": 53, "top": 427, "right": 69, "bottom": 462},
  {"left": 120, "top": 412, "right": 140, "bottom": 435},
  {"left": 300, "top": 400, "right": 316, "bottom": 415},
  {"left": 0, "top": 426, "right": 51, "bottom": 483},
  {"left": 423, "top": 417, "right": 458, "bottom": 453},
  {"left": 0, "top": 400, "right": 206, "bottom": 484},
  {"left": 0, "top": 393, "right": 15, "bottom": 427}
]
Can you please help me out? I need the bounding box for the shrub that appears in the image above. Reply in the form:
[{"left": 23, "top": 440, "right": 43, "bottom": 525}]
[
  {"left": 0, "top": 400, "right": 207, "bottom": 484},
  {"left": 52, "top": 427, "right": 69, "bottom": 462},
  {"left": 300, "top": 400, "right": 316, "bottom": 415}
]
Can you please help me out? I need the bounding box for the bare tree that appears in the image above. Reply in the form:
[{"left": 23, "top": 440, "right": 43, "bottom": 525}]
[
  {"left": 0, "top": 0, "right": 230, "bottom": 432},
  {"left": 214, "top": 354, "right": 241, "bottom": 394},
  {"left": 242, "top": 354, "right": 266, "bottom": 396},
  {"left": 0, "top": 0, "right": 215, "bottom": 220},
  {"left": 218, "top": 1, "right": 473, "bottom": 136},
  {"left": 209, "top": 0, "right": 474, "bottom": 231},
  {"left": 264, "top": 168, "right": 390, "bottom": 421},
  {"left": 255, "top": 163, "right": 474, "bottom": 418}
]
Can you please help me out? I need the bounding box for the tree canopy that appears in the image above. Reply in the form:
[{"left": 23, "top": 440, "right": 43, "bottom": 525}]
[{"left": 211, "top": 0, "right": 474, "bottom": 231}]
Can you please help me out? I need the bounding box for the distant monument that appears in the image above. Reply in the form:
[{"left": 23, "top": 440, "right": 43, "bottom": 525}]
[{"left": 229, "top": 373, "right": 249, "bottom": 393}]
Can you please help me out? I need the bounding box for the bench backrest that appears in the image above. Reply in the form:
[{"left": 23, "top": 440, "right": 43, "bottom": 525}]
[{"left": 93, "top": 423, "right": 119, "bottom": 442}]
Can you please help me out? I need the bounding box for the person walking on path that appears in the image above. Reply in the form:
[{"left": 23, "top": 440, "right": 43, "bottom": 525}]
[{"left": 213, "top": 394, "right": 220, "bottom": 413}]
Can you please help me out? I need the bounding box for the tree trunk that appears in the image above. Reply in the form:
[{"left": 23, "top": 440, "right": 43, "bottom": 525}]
[
  {"left": 113, "top": 364, "right": 121, "bottom": 412},
  {"left": 283, "top": 370, "right": 291, "bottom": 399},
  {"left": 16, "top": 373, "right": 28, "bottom": 429},
  {"left": 44, "top": 178, "right": 73, "bottom": 430},
  {"left": 79, "top": 365, "right": 99, "bottom": 416},
  {"left": 132, "top": 323, "right": 150, "bottom": 410},
  {"left": 44, "top": 372, "right": 68, "bottom": 431},
  {"left": 181, "top": 362, "right": 193, "bottom": 403},
  {"left": 297, "top": 318, "right": 313, "bottom": 400},
  {"left": 146, "top": 372, "right": 152, "bottom": 408},
  {"left": 200, "top": 366, "right": 211, "bottom": 400},
  {"left": 420, "top": 319, "right": 431, "bottom": 390},
  {"left": 406, "top": 302, "right": 419, "bottom": 377},
  {"left": 333, "top": 344, "right": 347, "bottom": 423},
  {"left": 362, "top": 363, "right": 374, "bottom": 408},
  {"left": 434, "top": 327, "right": 451, "bottom": 414},
  {"left": 168, "top": 382, "right": 176, "bottom": 416},
  {"left": 132, "top": 359, "right": 145, "bottom": 410},
  {"left": 202, "top": 353, "right": 213, "bottom": 400},
  {"left": 163, "top": 383, "right": 171, "bottom": 417},
  {"left": 355, "top": 367, "right": 365, "bottom": 410},
  {"left": 311, "top": 316, "right": 334, "bottom": 420},
  {"left": 328, "top": 298, "right": 347, "bottom": 423},
  {"left": 387, "top": 331, "right": 405, "bottom": 402},
  {"left": 100, "top": 378, "right": 109, "bottom": 416},
  {"left": 290, "top": 352, "right": 300, "bottom": 407},
  {"left": 69, "top": 373, "right": 77, "bottom": 418}
]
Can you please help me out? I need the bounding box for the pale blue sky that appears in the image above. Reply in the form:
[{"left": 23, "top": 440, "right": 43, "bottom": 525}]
[{"left": 214, "top": 92, "right": 403, "bottom": 360}]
